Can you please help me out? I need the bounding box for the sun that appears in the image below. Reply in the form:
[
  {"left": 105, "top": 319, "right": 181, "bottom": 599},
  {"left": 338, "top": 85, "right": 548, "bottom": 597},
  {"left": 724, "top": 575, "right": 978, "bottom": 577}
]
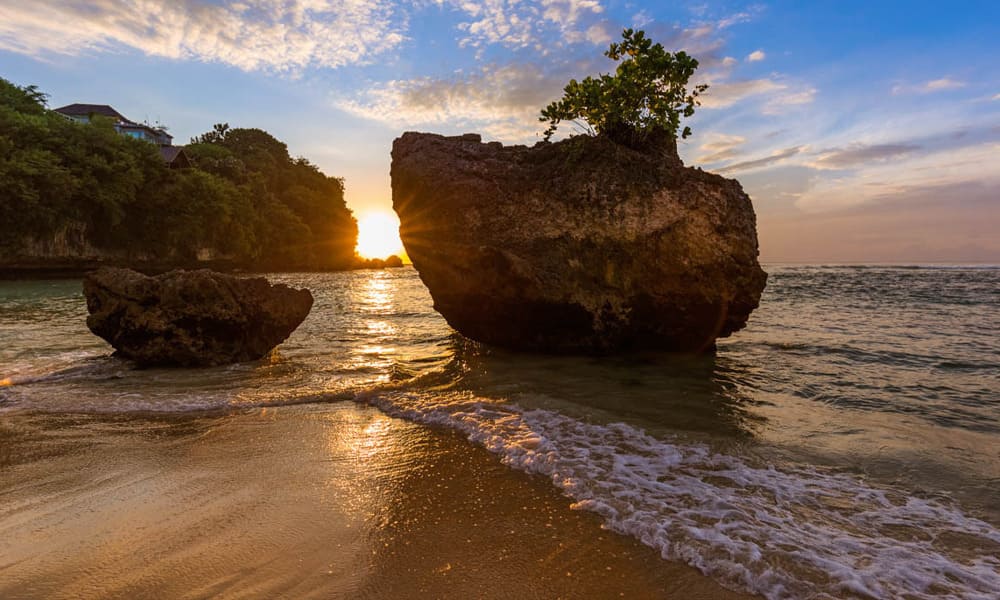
[{"left": 356, "top": 212, "right": 404, "bottom": 259}]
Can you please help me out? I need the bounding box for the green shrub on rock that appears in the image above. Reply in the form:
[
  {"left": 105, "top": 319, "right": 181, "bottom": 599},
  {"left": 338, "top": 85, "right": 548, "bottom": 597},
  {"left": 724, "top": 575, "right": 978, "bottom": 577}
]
[{"left": 540, "top": 29, "right": 708, "bottom": 149}]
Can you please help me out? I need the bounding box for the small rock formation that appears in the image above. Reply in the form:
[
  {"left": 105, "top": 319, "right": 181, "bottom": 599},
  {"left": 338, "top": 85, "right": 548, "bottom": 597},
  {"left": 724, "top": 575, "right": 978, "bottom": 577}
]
[
  {"left": 355, "top": 255, "right": 405, "bottom": 269},
  {"left": 391, "top": 132, "right": 767, "bottom": 353},
  {"left": 83, "top": 268, "right": 313, "bottom": 366}
]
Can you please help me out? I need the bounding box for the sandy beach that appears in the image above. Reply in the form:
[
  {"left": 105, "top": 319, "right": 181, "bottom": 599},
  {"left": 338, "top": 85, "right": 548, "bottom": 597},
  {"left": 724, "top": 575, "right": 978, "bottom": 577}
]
[{"left": 0, "top": 404, "right": 753, "bottom": 599}]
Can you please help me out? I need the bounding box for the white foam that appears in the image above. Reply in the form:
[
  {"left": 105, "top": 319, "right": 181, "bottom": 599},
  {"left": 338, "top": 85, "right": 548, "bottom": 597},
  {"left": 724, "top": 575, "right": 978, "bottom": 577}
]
[{"left": 361, "top": 390, "right": 1000, "bottom": 600}]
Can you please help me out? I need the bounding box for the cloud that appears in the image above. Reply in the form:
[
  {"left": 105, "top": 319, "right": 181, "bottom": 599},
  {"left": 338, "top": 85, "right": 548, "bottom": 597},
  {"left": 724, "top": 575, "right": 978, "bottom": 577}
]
[
  {"left": 715, "top": 11, "right": 757, "bottom": 29},
  {"left": 632, "top": 10, "right": 653, "bottom": 28},
  {"left": 759, "top": 180, "right": 1000, "bottom": 263},
  {"left": 794, "top": 141, "right": 1000, "bottom": 213},
  {"left": 717, "top": 146, "right": 805, "bottom": 174},
  {"left": 746, "top": 49, "right": 765, "bottom": 62},
  {"left": 891, "top": 77, "right": 967, "bottom": 95},
  {"left": 334, "top": 62, "right": 567, "bottom": 141},
  {"left": 761, "top": 86, "right": 817, "bottom": 114},
  {"left": 584, "top": 22, "right": 614, "bottom": 45},
  {"left": 992, "top": 93, "right": 1000, "bottom": 101},
  {"left": 445, "top": 0, "right": 608, "bottom": 49},
  {"left": 0, "top": 0, "right": 403, "bottom": 72},
  {"left": 695, "top": 133, "right": 746, "bottom": 163},
  {"left": 334, "top": 11, "right": 768, "bottom": 141},
  {"left": 698, "top": 79, "right": 784, "bottom": 108},
  {"left": 810, "top": 143, "right": 922, "bottom": 169},
  {"left": 924, "top": 77, "right": 965, "bottom": 91}
]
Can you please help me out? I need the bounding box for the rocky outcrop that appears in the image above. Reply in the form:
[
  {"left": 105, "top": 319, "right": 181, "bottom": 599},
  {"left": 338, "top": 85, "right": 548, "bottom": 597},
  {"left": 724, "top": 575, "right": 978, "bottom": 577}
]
[
  {"left": 83, "top": 268, "right": 313, "bottom": 366},
  {"left": 356, "top": 255, "right": 405, "bottom": 269},
  {"left": 391, "top": 132, "right": 767, "bottom": 353}
]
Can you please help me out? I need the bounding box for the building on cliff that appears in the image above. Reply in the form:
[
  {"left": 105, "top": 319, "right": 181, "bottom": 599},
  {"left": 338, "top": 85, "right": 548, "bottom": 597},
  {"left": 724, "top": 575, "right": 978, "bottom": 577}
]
[{"left": 53, "top": 103, "right": 189, "bottom": 167}]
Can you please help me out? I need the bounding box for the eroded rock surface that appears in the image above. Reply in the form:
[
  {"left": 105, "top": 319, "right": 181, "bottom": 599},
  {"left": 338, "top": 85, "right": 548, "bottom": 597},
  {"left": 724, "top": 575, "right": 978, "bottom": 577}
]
[
  {"left": 391, "top": 132, "right": 767, "bottom": 353},
  {"left": 83, "top": 268, "right": 313, "bottom": 366}
]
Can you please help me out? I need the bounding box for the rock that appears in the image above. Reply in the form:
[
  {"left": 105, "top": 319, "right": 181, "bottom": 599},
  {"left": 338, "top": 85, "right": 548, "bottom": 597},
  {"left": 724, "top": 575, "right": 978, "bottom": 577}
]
[
  {"left": 391, "top": 132, "right": 767, "bottom": 353},
  {"left": 83, "top": 268, "right": 313, "bottom": 366},
  {"left": 355, "top": 255, "right": 405, "bottom": 269}
]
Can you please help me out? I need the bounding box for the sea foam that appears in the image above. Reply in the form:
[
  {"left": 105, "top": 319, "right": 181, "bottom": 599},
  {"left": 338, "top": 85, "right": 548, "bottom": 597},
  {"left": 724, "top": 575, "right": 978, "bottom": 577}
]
[{"left": 362, "top": 389, "right": 1000, "bottom": 600}]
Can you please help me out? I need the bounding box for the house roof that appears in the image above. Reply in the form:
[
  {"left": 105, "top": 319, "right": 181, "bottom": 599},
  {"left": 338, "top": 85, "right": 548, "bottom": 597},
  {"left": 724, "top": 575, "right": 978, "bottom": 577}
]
[
  {"left": 55, "top": 102, "right": 172, "bottom": 143},
  {"left": 160, "top": 146, "right": 185, "bottom": 162},
  {"left": 53, "top": 103, "right": 128, "bottom": 121}
]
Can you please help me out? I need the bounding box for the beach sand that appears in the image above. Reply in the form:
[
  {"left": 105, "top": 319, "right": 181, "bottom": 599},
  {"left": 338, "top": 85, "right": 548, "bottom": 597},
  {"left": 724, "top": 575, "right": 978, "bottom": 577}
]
[{"left": 0, "top": 403, "right": 754, "bottom": 599}]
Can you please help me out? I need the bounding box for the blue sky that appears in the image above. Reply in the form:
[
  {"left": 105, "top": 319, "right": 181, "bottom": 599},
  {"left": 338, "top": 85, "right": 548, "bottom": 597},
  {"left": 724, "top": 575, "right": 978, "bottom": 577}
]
[{"left": 1, "top": 1, "right": 998, "bottom": 262}]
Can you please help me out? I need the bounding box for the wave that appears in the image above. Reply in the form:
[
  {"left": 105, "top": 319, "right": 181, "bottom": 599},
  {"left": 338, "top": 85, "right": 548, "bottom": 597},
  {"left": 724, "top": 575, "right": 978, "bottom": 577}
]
[
  {"left": 0, "top": 351, "right": 115, "bottom": 385},
  {"left": 765, "top": 264, "right": 1000, "bottom": 271},
  {"left": 359, "top": 388, "right": 1000, "bottom": 600}
]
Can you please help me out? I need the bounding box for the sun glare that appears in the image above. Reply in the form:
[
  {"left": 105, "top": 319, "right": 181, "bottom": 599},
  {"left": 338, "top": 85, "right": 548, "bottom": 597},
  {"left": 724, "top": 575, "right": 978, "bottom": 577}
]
[{"left": 356, "top": 212, "right": 404, "bottom": 259}]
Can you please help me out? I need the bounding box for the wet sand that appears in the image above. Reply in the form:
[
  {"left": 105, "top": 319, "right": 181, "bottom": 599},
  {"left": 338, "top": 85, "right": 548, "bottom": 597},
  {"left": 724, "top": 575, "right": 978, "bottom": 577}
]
[{"left": 0, "top": 404, "right": 754, "bottom": 599}]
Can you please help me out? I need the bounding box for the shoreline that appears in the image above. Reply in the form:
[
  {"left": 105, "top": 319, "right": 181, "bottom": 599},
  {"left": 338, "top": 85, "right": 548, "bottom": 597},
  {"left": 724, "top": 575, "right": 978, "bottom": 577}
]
[
  {"left": 0, "top": 404, "right": 756, "bottom": 599},
  {"left": 0, "top": 261, "right": 410, "bottom": 280}
]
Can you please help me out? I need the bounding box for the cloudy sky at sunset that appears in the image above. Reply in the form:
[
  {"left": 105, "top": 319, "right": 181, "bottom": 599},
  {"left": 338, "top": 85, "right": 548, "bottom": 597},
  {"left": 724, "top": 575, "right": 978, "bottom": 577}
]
[{"left": 2, "top": 1, "right": 997, "bottom": 262}]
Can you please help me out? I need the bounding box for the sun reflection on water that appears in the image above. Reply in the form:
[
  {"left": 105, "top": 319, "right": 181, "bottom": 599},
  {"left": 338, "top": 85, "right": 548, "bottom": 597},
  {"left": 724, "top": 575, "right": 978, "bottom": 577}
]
[
  {"left": 348, "top": 272, "right": 401, "bottom": 382},
  {"left": 361, "top": 273, "right": 395, "bottom": 315}
]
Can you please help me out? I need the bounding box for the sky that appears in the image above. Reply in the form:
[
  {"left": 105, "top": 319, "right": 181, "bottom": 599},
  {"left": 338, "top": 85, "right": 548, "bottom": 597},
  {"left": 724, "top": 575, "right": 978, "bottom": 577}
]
[{"left": 1, "top": 0, "right": 998, "bottom": 263}]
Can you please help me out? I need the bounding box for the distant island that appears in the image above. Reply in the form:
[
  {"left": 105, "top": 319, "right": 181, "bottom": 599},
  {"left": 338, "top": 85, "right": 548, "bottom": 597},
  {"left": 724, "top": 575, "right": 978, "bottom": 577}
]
[{"left": 0, "top": 78, "right": 392, "bottom": 276}]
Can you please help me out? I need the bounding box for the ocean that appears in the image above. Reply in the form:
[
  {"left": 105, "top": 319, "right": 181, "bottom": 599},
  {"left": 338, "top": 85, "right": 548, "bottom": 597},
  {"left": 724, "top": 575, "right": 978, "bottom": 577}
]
[{"left": 1, "top": 266, "right": 998, "bottom": 599}]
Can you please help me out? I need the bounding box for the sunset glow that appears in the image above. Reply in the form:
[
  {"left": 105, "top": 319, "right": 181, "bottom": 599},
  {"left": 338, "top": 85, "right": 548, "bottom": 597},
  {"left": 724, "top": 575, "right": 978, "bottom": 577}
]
[{"left": 356, "top": 212, "right": 404, "bottom": 259}]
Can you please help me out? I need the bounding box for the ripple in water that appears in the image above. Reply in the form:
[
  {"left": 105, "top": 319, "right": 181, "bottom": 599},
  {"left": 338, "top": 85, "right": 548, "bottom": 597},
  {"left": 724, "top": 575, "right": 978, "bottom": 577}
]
[{"left": 1, "top": 266, "right": 998, "bottom": 599}]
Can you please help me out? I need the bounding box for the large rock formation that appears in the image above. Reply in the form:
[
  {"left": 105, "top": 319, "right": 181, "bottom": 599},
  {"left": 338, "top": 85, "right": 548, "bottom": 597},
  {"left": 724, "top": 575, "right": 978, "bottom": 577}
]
[
  {"left": 391, "top": 132, "right": 767, "bottom": 353},
  {"left": 83, "top": 268, "right": 313, "bottom": 366}
]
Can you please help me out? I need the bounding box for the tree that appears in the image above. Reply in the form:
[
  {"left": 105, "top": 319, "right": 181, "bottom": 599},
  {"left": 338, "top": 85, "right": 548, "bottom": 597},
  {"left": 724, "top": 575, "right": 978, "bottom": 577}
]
[
  {"left": 0, "top": 80, "right": 47, "bottom": 114},
  {"left": 0, "top": 77, "right": 358, "bottom": 270},
  {"left": 540, "top": 29, "right": 708, "bottom": 148},
  {"left": 191, "top": 122, "right": 230, "bottom": 145}
]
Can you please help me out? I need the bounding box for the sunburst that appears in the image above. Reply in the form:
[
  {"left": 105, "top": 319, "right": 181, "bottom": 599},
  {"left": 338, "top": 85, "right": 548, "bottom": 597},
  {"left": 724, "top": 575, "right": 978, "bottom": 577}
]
[{"left": 356, "top": 212, "right": 404, "bottom": 259}]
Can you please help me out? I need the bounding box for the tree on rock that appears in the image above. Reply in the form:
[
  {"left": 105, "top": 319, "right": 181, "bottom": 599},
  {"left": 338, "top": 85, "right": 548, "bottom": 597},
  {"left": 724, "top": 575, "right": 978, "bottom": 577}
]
[{"left": 540, "top": 29, "right": 708, "bottom": 148}]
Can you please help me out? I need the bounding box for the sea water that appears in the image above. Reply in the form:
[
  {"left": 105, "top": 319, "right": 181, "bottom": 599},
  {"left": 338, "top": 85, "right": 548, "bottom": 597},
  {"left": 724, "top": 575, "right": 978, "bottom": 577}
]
[{"left": 1, "top": 266, "right": 998, "bottom": 599}]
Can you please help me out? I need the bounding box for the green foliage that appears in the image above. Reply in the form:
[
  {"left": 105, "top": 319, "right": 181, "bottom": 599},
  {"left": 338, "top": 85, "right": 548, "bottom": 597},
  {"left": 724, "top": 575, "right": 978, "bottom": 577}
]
[
  {"left": 0, "top": 81, "right": 161, "bottom": 247},
  {"left": 189, "top": 124, "right": 357, "bottom": 269},
  {"left": 0, "top": 81, "right": 47, "bottom": 115},
  {"left": 540, "top": 29, "right": 708, "bottom": 147},
  {"left": 0, "top": 78, "right": 357, "bottom": 269},
  {"left": 191, "top": 122, "right": 230, "bottom": 145}
]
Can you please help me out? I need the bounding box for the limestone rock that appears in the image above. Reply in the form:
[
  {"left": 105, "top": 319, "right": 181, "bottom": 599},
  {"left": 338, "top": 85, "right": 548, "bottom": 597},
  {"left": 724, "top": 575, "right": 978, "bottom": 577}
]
[
  {"left": 391, "top": 132, "right": 767, "bottom": 353},
  {"left": 83, "top": 268, "right": 313, "bottom": 366}
]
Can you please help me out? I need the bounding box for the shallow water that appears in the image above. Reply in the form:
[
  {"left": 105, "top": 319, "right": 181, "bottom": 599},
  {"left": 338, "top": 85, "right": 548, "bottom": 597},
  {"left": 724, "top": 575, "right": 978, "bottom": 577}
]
[{"left": 1, "top": 266, "right": 998, "bottom": 599}]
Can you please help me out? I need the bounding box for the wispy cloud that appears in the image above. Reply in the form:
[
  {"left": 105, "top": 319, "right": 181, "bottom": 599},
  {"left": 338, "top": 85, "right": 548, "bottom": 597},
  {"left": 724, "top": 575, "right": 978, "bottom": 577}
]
[
  {"left": 717, "top": 146, "right": 805, "bottom": 173},
  {"left": 0, "top": 0, "right": 404, "bottom": 72},
  {"left": 891, "top": 77, "right": 967, "bottom": 95},
  {"left": 761, "top": 179, "right": 1000, "bottom": 263},
  {"left": 334, "top": 62, "right": 566, "bottom": 140},
  {"left": 762, "top": 86, "right": 817, "bottom": 114},
  {"left": 445, "top": 0, "right": 608, "bottom": 49},
  {"left": 924, "top": 77, "right": 966, "bottom": 91},
  {"left": 632, "top": 9, "right": 653, "bottom": 28},
  {"left": 699, "top": 78, "right": 784, "bottom": 108},
  {"left": 810, "top": 143, "right": 921, "bottom": 170},
  {"left": 695, "top": 133, "right": 746, "bottom": 163},
  {"left": 795, "top": 141, "right": 1000, "bottom": 213},
  {"left": 715, "top": 10, "right": 757, "bottom": 29},
  {"left": 746, "top": 49, "right": 765, "bottom": 62},
  {"left": 336, "top": 10, "right": 766, "bottom": 140}
]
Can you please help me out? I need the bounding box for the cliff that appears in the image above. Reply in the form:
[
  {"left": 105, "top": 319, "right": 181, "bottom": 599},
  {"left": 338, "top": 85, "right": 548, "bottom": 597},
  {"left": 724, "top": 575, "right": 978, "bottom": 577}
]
[{"left": 391, "top": 132, "right": 767, "bottom": 353}]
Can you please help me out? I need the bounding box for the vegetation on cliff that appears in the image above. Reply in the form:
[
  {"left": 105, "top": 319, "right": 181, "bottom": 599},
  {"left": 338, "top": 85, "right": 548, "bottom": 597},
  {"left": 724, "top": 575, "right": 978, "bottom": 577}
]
[
  {"left": 540, "top": 29, "right": 707, "bottom": 148},
  {"left": 0, "top": 78, "right": 357, "bottom": 270}
]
